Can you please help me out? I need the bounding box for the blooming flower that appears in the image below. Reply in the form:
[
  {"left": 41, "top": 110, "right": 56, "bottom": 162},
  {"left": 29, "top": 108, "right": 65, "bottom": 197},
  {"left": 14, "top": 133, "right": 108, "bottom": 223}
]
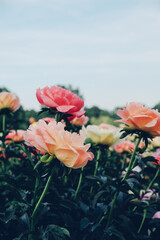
[
  {"left": 24, "top": 120, "right": 94, "bottom": 168},
  {"left": 80, "top": 124, "right": 121, "bottom": 146},
  {"left": 36, "top": 86, "right": 85, "bottom": 119},
  {"left": 114, "top": 140, "right": 135, "bottom": 153},
  {"left": 116, "top": 102, "right": 160, "bottom": 136},
  {"left": 70, "top": 115, "right": 89, "bottom": 126},
  {"left": 152, "top": 211, "right": 160, "bottom": 219},
  {"left": 0, "top": 91, "right": 20, "bottom": 112},
  {"left": 114, "top": 141, "right": 145, "bottom": 154},
  {"left": 140, "top": 189, "right": 159, "bottom": 201},
  {"left": 5, "top": 130, "right": 25, "bottom": 143}
]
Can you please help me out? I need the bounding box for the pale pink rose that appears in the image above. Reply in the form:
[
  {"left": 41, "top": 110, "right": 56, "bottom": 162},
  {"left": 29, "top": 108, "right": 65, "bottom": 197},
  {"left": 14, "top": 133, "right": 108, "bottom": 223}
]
[
  {"left": 116, "top": 102, "right": 160, "bottom": 136},
  {"left": 36, "top": 86, "right": 85, "bottom": 119},
  {"left": 70, "top": 115, "right": 89, "bottom": 126},
  {"left": 0, "top": 92, "right": 20, "bottom": 112},
  {"left": 152, "top": 211, "right": 160, "bottom": 219},
  {"left": 114, "top": 141, "right": 135, "bottom": 153},
  {"left": 5, "top": 130, "right": 25, "bottom": 143},
  {"left": 24, "top": 120, "right": 94, "bottom": 168},
  {"left": 140, "top": 189, "right": 159, "bottom": 201}
]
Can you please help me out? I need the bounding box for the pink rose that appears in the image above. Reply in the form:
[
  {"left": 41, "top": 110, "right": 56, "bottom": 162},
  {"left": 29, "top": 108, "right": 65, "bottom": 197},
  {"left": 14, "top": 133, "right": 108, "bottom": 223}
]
[
  {"left": 152, "top": 211, "right": 160, "bottom": 219},
  {"left": 116, "top": 102, "right": 160, "bottom": 136},
  {"left": 5, "top": 130, "right": 25, "bottom": 143},
  {"left": 114, "top": 141, "right": 135, "bottom": 153},
  {"left": 140, "top": 189, "right": 159, "bottom": 201},
  {"left": 24, "top": 120, "right": 94, "bottom": 168},
  {"left": 0, "top": 91, "right": 20, "bottom": 112},
  {"left": 36, "top": 86, "right": 85, "bottom": 119}
]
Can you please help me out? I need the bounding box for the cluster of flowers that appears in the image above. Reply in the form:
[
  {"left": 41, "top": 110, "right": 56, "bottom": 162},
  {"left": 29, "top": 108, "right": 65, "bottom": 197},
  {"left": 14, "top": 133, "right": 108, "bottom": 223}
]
[{"left": 2, "top": 86, "right": 160, "bottom": 239}]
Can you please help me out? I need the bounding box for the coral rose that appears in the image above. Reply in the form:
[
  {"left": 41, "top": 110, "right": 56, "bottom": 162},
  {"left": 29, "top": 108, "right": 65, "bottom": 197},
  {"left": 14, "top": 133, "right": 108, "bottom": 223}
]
[
  {"left": 24, "top": 120, "right": 94, "bottom": 168},
  {"left": 0, "top": 91, "right": 20, "bottom": 112},
  {"left": 5, "top": 130, "right": 25, "bottom": 143},
  {"left": 116, "top": 102, "right": 160, "bottom": 136},
  {"left": 80, "top": 124, "right": 121, "bottom": 146},
  {"left": 114, "top": 141, "right": 135, "bottom": 153},
  {"left": 36, "top": 86, "right": 85, "bottom": 119},
  {"left": 70, "top": 115, "right": 89, "bottom": 126}
]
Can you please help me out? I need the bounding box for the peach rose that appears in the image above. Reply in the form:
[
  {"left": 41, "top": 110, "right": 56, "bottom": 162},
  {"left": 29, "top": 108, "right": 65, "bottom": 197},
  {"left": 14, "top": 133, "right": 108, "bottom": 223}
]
[
  {"left": 114, "top": 141, "right": 135, "bottom": 153},
  {"left": 80, "top": 124, "right": 121, "bottom": 146},
  {"left": 0, "top": 91, "right": 20, "bottom": 112},
  {"left": 5, "top": 130, "right": 25, "bottom": 143},
  {"left": 70, "top": 115, "right": 89, "bottom": 126},
  {"left": 116, "top": 102, "right": 160, "bottom": 136},
  {"left": 24, "top": 120, "right": 94, "bottom": 168},
  {"left": 36, "top": 86, "right": 85, "bottom": 119}
]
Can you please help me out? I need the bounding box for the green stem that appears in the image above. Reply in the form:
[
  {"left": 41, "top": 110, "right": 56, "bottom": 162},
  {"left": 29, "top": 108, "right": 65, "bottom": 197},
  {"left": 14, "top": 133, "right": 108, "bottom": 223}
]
[
  {"left": 31, "top": 177, "right": 39, "bottom": 207},
  {"left": 105, "top": 191, "right": 118, "bottom": 229},
  {"left": 73, "top": 167, "right": 83, "bottom": 200},
  {"left": 121, "top": 154, "right": 126, "bottom": 170},
  {"left": 99, "top": 208, "right": 108, "bottom": 224},
  {"left": 146, "top": 167, "right": 160, "bottom": 191},
  {"left": 122, "top": 138, "right": 141, "bottom": 182},
  {"left": 94, "top": 149, "right": 101, "bottom": 175},
  {"left": 90, "top": 149, "right": 101, "bottom": 194},
  {"left": 137, "top": 209, "right": 147, "bottom": 233},
  {"left": 30, "top": 168, "right": 55, "bottom": 238},
  {"left": 2, "top": 114, "right": 5, "bottom": 132}
]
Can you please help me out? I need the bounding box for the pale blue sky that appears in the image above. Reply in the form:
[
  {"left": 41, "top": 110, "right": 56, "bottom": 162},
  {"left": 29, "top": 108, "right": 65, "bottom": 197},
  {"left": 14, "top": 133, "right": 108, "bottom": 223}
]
[{"left": 0, "top": 0, "right": 160, "bottom": 111}]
